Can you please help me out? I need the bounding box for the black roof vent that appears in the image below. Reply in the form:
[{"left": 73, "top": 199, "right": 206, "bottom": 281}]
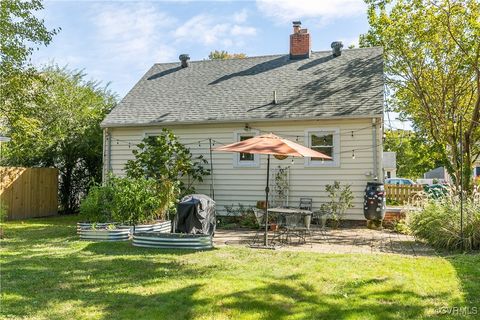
[
  {"left": 179, "top": 54, "right": 190, "bottom": 68},
  {"left": 331, "top": 41, "right": 343, "bottom": 57}
]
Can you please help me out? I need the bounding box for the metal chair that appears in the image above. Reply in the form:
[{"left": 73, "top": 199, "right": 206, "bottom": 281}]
[
  {"left": 299, "top": 197, "right": 313, "bottom": 210},
  {"left": 250, "top": 208, "right": 282, "bottom": 246}
]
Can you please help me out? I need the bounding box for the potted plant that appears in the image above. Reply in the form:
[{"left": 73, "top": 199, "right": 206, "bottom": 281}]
[{"left": 320, "top": 181, "right": 354, "bottom": 229}]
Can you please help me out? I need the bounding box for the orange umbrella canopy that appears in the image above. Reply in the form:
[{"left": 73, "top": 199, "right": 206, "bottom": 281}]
[{"left": 213, "top": 133, "right": 332, "bottom": 159}]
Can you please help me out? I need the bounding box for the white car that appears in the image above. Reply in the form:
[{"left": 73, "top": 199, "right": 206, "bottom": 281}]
[{"left": 385, "top": 178, "right": 415, "bottom": 185}]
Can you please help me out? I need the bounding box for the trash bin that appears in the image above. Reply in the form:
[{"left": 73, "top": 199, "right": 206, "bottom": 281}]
[{"left": 363, "top": 182, "right": 386, "bottom": 221}]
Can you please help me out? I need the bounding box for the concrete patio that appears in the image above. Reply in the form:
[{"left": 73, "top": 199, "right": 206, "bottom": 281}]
[{"left": 214, "top": 227, "right": 436, "bottom": 257}]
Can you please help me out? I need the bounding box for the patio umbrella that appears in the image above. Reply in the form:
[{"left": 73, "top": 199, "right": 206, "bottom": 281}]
[{"left": 213, "top": 133, "right": 331, "bottom": 247}]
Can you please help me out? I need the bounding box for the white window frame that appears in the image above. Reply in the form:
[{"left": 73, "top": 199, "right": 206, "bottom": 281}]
[
  {"left": 233, "top": 130, "right": 259, "bottom": 167},
  {"left": 304, "top": 128, "right": 340, "bottom": 167}
]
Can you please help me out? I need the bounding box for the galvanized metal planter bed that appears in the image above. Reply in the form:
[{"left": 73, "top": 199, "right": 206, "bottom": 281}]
[
  {"left": 78, "top": 228, "right": 130, "bottom": 241},
  {"left": 132, "top": 232, "right": 213, "bottom": 250},
  {"left": 77, "top": 221, "right": 172, "bottom": 241}
]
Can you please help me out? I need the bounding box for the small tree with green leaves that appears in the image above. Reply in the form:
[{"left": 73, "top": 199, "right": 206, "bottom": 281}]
[
  {"left": 125, "top": 128, "right": 209, "bottom": 199},
  {"left": 208, "top": 50, "right": 247, "bottom": 60},
  {"left": 321, "top": 181, "right": 354, "bottom": 228}
]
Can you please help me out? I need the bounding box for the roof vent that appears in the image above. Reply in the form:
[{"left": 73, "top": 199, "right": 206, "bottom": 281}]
[
  {"left": 179, "top": 54, "right": 190, "bottom": 68},
  {"left": 331, "top": 41, "right": 343, "bottom": 57}
]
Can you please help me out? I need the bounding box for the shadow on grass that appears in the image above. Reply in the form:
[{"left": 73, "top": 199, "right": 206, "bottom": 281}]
[
  {"left": 446, "top": 254, "right": 480, "bottom": 309},
  {"left": 2, "top": 249, "right": 456, "bottom": 320},
  {"left": 83, "top": 241, "right": 218, "bottom": 257}
]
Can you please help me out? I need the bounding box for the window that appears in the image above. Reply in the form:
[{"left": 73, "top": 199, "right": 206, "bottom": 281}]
[
  {"left": 305, "top": 128, "right": 340, "bottom": 167},
  {"left": 233, "top": 131, "right": 259, "bottom": 167},
  {"left": 239, "top": 135, "right": 254, "bottom": 161}
]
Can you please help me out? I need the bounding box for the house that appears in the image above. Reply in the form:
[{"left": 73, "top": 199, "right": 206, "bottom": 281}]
[
  {"left": 423, "top": 161, "right": 480, "bottom": 185},
  {"left": 101, "top": 22, "right": 384, "bottom": 220},
  {"left": 383, "top": 152, "right": 396, "bottom": 179}
]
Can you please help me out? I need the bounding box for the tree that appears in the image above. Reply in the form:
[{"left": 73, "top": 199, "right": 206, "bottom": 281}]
[
  {"left": 361, "top": 0, "right": 480, "bottom": 194},
  {"left": 125, "top": 129, "right": 209, "bottom": 198},
  {"left": 3, "top": 65, "right": 117, "bottom": 213},
  {"left": 384, "top": 129, "right": 443, "bottom": 179},
  {"left": 208, "top": 50, "right": 247, "bottom": 60},
  {"left": 1, "top": 0, "right": 59, "bottom": 127}
]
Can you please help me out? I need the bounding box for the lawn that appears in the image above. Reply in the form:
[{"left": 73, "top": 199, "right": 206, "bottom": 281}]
[{"left": 1, "top": 216, "right": 479, "bottom": 320}]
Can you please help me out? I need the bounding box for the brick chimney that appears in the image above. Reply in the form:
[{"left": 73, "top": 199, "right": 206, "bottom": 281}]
[{"left": 290, "top": 21, "right": 310, "bottom": 59}]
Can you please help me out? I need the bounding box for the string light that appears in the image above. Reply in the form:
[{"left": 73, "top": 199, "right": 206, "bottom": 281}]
[
  {"left": 295, "top": 136, "right": 299, "bottom": 142},
  {"left": 198, "top": 141, "right": 201, "bottom": 147},
  {"left": 352, "top": 150, "right": 356, "bottom": 160},
  {"left": 351, "top": 131, "right": 354, "bottom": 138},
  {"left": 291, "top": 158, "right": 295, "bottom": 165}
]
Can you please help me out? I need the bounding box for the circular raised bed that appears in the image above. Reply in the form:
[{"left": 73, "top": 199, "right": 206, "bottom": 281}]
[
  {"left": 120, "top": 220, "right": 172, "bottom": 233},
  {"left": 77, "top": 222, "right": 119, "bottom": 233},
  {"left": 132, "top": 232, "right": 213, "bottom": 250},
  {"left": 78, "top": 228, "right": 130, "bottom": 241}
]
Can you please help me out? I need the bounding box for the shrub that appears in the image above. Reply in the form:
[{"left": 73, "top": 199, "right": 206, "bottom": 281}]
[
  {"left": 407, "top": 193, "right": 480, "bottom": 251},
  {"left": 111, "top": 176, "right": 167, "bottom": 226},
  {"left": 320, "top": 181, "right": 354, "bottom": 228},
  {"left": 224, "top": 203, "right": 258, "bottom": 228},
  {"left": 0, "top": 201, "right": 7, "bottom": 238},
  {"left": 79, "top": 183, "right": 115, "bottom": 223}
]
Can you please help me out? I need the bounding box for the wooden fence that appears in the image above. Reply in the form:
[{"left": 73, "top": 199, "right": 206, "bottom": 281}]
[
  {"left": 0, "top": 167, "right": 58, "bottom": 220},
  {"left": 385, "top": 184, "right": 424, "bottom": 204}
]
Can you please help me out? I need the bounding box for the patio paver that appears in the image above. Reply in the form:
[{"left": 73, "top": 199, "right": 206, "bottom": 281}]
[{"left": 213, "top": 227, "right": 436, "bottom": 257}]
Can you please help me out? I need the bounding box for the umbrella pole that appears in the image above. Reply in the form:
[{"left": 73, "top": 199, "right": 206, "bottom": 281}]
[{"left": 264, "top": 154, "right": 270, "bottom": 246}]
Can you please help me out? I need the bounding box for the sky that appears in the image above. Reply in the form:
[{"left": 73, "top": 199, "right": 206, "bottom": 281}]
[{"left": 32, "top": 0, "right": 409, "bottom": 130}]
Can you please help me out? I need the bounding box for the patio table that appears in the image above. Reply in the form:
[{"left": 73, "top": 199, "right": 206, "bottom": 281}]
[{"left": 267, "top": 207, "right": 313, "bottom": 244}]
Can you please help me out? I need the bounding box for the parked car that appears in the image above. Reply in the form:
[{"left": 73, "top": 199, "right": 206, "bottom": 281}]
[{"left": 385, "top": 178, "right": 415, "bottom": 185}]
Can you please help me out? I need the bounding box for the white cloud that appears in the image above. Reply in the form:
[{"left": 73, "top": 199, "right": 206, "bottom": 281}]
[
  {"left": 92, "top": 3, "right": 177, "bottom": 64},
  {"left": 256, "top": 0, "right": 366, "bottom": 23},
  {"left": 233, "top": 9, "right": 248, "bottom": 23},
  {"left": 231, "top": 25, "right": 257, "bottom": 36},
  {"left": 173, "top": 13, "right": 256, "bottom": 47}
]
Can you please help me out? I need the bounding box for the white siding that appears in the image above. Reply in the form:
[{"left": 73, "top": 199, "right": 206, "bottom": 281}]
[{"left": 104, "top": 118, "right": 383, "bottom": 220}]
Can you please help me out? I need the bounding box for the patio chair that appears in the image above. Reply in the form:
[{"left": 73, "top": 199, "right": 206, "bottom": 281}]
[
  {"left": 299, "top": 197, "right": 313, "bottom": 211},
  {"left": 281, "top": 213, "right": 312, "bottom": 246},
  {"left": 250, "top": 208, "right": 282, "bottom": 246}
]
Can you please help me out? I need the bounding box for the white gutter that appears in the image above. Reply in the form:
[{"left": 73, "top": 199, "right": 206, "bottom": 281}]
[{"left": 100, "top": 114, "right": 384, "bottom": 129}]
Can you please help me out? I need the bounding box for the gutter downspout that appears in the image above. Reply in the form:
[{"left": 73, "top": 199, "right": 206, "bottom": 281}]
[
  {"left": 103, "top": 128, "right": 112, "bottom": 183},
  {"left": 372, "top": 118, "right": 378, "bottom": 181}
]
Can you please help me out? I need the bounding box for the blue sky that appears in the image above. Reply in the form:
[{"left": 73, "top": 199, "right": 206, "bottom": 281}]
[{"left": 33, "top": 0, "right": 408, "bottom": 129}]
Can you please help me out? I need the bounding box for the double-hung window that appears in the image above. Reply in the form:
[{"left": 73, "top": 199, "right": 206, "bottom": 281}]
[
  {"left": 305, "top": 128, "right": 340, "bottom": 167},
  {"left": 233, "top": 131, "right": 259, "bottom": 167}
]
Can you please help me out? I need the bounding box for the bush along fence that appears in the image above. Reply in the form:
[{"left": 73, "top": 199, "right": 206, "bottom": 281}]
[
  {"left": 0, "top": 167, "right": 58, "bottom": 220},
  {"left": 385, "top": 184, "right": 423, "bottom": 204}
]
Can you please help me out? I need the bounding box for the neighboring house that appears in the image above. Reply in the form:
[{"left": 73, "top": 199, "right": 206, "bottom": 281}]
[
  {"left": 101, "top": 22, "right": 384, "bottom": 220},
  {"left": 383, "top": 152, "right": 396, "bottom": 179},
  {"left": 423, "top": 161, "right": 480, "bottom": 184}
]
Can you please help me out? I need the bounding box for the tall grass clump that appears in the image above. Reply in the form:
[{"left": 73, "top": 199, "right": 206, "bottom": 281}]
[{"left": 407, "top": 190, "right": 480, "bottom": 251}]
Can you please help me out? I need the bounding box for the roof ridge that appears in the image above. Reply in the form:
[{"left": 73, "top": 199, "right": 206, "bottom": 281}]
[{"left": 153, "top": 46, "right": 383, "bottom": 66}]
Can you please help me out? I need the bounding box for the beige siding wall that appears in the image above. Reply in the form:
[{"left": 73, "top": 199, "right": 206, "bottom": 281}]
[{"left": 104, "top": 118, "right": 383, "bottom": 220}]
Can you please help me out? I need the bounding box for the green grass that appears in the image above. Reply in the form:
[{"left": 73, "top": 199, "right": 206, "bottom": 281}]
[{"left": 1, "top": 216, "right": 479, "bottom": 320}]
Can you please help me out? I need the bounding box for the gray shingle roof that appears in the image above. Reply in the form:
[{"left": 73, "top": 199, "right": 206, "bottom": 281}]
[{"left": 101, "top": 47, "right": 384, "bottom": 127}]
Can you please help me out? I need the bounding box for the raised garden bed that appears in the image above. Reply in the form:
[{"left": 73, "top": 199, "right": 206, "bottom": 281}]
[
  {"left": 77, "top": 220, "right": 172, "bottom": 241},
  {"left": 78, "top": 228, "right": 130, "bottom": 241},
  {"left": 132, "top": 232, "right": 213, "bottom": 250}
]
